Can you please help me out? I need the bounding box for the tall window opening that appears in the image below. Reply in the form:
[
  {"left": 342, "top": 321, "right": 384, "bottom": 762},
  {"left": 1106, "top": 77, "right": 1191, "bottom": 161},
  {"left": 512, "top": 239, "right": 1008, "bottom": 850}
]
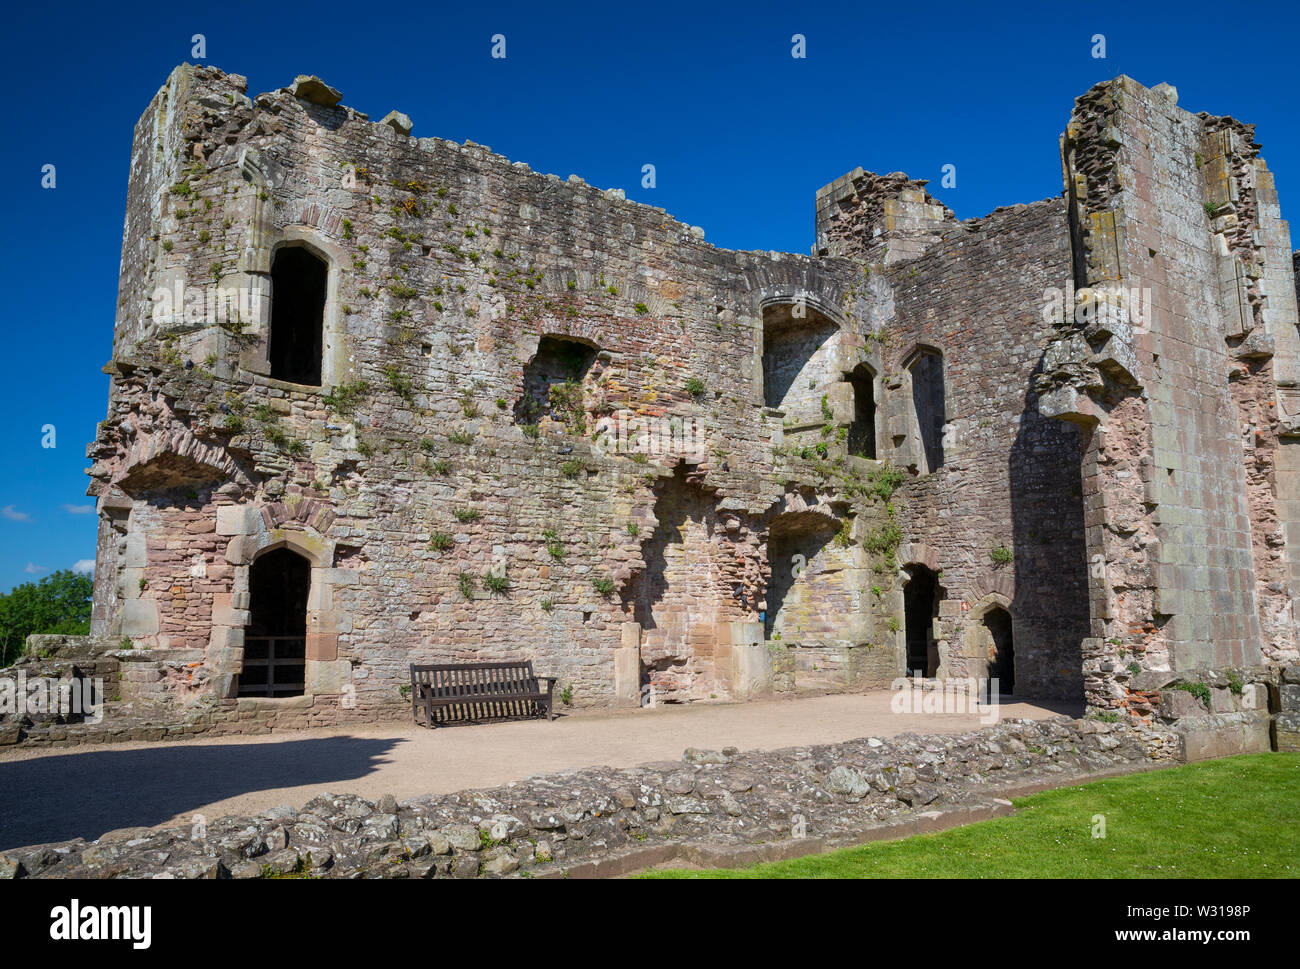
[
  {"left": 240, "top": 547, "right": 309, "bottom": 698},
  {"left": 269, "top": 247, "right": 327, "bottom": 385},
  {"left": 907, "top": 349, "right": 945, "bottom": 473},
  {"left": 848, "top": 363, "right": 877, "bottom": 459}
]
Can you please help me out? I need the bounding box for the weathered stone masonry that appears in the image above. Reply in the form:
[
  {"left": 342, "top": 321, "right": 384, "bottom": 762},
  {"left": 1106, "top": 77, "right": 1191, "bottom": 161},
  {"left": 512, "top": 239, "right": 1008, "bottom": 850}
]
[
  {"left": 62, "top": 65, "right": 1299, "bottom": 733},
  {"left": 1038, "top": 79, "right": 1300, "bottom": 714}
]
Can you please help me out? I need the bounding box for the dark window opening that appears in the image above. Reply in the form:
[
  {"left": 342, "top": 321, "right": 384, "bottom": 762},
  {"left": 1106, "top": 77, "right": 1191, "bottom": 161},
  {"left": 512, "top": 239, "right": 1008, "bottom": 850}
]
[
  {"left": 904, "top": 564, "right": 942, "bottom": 677},
  {"left": 514, "top": 336, "right": 598, "bottom": 431},
  {"left": 908, "top": 350, "right": 945, "bottom": 472},
  {"left": 269, "top": 247, "right": 327, "bottom": 385},
  {"left": 848, "top": 364, "right": 876, "bottom": 459},
  {"left": 983, "top": 606, "right": 1015, "bottom": 695},
  {"left": 240, "top": 547, "right": 309, "bottom": 698}
]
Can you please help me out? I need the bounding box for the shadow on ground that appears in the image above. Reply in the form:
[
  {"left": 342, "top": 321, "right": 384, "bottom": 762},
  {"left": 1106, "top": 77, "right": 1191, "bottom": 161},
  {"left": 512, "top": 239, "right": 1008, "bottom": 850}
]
[{"left": 0, "top": 735, "right": 405, "bottom": 851}]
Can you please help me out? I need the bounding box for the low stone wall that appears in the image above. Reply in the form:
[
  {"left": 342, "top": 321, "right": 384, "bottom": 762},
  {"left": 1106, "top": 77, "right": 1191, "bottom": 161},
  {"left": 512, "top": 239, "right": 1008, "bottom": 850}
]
[
  {"left": 0, "top": 636, "right": 123, "bottom": 743},
  {"left": 2, "top": 715, "right": 1178, "bottom": 879},
  {"left": 1144, "top": 664, "right": 1297, "bottom": 758},
  {"left": 1273, "top": 666, "right": 1300, "bottom": 752}
]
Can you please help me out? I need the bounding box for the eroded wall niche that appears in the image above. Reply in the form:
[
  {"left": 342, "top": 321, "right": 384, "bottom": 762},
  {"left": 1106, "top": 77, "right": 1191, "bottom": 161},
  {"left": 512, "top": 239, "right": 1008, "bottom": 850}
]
[
  {"left": 765, "top": 510, "right": 843, "bottom": 641},
  {"left": 631, "top": 464, "right": 744, "bottom": 702},
  {"left": 514, "top": 335, "right": 599, "bottom": 431},
  {"left": 761, "top": 302, "right": 839, "bottom": 421}
]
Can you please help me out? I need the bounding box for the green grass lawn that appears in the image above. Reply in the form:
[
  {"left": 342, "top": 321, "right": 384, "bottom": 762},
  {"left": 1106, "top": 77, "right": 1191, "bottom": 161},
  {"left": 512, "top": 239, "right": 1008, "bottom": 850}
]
[{"left": 640, "top": 753, "right": 1300, "bottom": 878}]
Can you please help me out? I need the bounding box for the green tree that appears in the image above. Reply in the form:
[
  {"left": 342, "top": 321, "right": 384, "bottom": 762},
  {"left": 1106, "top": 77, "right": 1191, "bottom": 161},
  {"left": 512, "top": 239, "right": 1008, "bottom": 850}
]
[{"left": 0, "top": 569, "right": 94, "bottom": 666}]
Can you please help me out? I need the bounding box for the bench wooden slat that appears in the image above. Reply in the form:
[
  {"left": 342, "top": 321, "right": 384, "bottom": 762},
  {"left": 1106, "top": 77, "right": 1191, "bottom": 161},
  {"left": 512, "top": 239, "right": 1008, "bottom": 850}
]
[{"left": 409, "top": 660, "right": 555, "bottom": 727}]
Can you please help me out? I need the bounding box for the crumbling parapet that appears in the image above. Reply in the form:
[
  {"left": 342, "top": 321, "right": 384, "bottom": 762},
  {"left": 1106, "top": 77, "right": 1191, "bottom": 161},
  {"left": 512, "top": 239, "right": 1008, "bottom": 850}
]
[{"left": 814, "top": 168, "right": 956, "bottom": 265}]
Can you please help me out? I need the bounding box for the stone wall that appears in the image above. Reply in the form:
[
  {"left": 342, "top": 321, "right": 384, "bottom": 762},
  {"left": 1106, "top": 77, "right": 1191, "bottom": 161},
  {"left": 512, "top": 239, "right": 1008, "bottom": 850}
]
[
  {"left": 83, "top": 65, "right": 915, "bottom": 723},
  {"left": 878, "top": 200, "right": 1090, "bottom": 699},
  {"left": 1038, "top": 78, "right": 1300, "bottom": 714}
]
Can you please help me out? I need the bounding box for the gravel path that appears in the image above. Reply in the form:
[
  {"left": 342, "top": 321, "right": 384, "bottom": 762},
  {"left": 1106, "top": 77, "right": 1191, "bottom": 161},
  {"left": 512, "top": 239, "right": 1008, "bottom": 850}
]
[{"left": 0, "top": 691, "right": 1077, "bottom": 850}]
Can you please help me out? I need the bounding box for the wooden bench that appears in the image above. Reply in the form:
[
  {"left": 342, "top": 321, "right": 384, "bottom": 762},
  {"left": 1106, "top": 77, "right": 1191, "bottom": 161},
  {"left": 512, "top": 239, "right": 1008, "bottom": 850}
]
[{"left": 409, "top": 660, "right": 557, "bottom": 727}]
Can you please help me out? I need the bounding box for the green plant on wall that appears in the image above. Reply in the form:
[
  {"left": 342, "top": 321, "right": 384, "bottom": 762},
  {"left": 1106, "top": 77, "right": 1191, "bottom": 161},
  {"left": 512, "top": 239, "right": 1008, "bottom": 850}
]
[
  {"left": 1173, "top": 681, "right": 1211, "bottom": 706},
  {"left": 323, "top": 380, "right": 370, "bottom": 416},
  {"left": 548, "top": 380, "right": 586, "bottom": 433},
  {"left": 863, "top": 522, "right": 903, "bottom": 554},
  {"left": 864, "top": 465, "right": 904, "bottom": 502}
]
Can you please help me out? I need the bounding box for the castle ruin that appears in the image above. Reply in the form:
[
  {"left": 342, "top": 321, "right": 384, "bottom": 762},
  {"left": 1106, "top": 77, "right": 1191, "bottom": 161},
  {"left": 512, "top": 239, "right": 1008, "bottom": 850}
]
[{"left": 82, "top": 65, "right": 1300, "bottom": 732}]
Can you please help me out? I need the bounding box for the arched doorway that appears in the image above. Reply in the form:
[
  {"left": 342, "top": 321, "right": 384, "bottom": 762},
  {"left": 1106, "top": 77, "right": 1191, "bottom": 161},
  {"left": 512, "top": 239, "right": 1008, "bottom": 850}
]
[
  {"left": 982, "top": 606, "right": 1015, "bottom": 695},
  {"left": 240, "top": 547, "right": 309, "bottom": 697},
  {"left": 269, "top": 246, "right": 327, "bottom": 385},
  {"left": 903, "top": 564, "right": 942, "bottom": 676}
]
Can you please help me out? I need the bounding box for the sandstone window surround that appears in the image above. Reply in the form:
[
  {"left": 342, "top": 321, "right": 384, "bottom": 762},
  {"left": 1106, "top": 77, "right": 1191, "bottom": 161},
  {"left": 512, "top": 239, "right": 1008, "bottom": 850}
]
[
  {"left": 268, "top": 246, "right": 327, "bottom": 385},
  {"left": 903, "top": 345, "right": 946, "bottom": 474},
  {"left": 239, "top": 229, "right": 347, "bottom": 390}
]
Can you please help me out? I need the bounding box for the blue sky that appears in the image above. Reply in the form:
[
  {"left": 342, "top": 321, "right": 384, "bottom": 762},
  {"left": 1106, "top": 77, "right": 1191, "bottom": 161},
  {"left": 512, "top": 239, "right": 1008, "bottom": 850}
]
[{"left": 1, "top": 0, "right": 1297, "bottom": 594}]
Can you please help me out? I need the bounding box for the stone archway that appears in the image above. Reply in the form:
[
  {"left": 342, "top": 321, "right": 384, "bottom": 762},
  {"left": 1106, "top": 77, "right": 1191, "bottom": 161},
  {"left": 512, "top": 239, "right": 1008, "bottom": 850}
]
[
  {"left": 214, "top": 503, "right": 353, "bottom": 702},
  {"left": 241, "top": 547, "right": 310, "bottom": 697},
  {"left": 965, "top": 593, "right": 1015, "bottom": 695},
  {"left": 903, "top": 564, "right": 942, "bottom": 676},
  {"left": 983, "top": 606, "right": 1015, "bottom": 695}
]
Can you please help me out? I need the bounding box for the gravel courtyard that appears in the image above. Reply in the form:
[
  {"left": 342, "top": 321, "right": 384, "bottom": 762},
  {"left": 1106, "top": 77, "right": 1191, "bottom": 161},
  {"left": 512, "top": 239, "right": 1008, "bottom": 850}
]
[{"left": 0, "top": 691, "right": 1076, "bottom": 851}]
